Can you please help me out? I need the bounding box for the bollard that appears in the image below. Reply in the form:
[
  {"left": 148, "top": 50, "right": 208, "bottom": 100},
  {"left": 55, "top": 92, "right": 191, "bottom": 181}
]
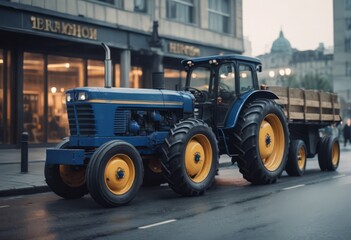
[{"left": 21, "top": 132, "right": 28, "bottom": 173}]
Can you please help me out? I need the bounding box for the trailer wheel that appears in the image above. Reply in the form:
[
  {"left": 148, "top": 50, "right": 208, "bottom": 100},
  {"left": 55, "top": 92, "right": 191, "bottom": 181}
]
[
  {"left": 318, "top": 136, "right": 340, "bottom": 171},
  {"left": 86, "top": 140, "right": 143, "bottom": 207},
  {"left": 234, "top": 99, "right": 289, "bottom": 184},
  {"left": 161, "top": 118, "right": 218, "bottom": 196},
  {"left": 45, "top": 139, "right": 88, "bottom": 199},
  {"left": 318, "top": 137, "right": 327, "bottom": 171},
  {"left": 285, "top": 140, "right": 307, "bottom": 176}
]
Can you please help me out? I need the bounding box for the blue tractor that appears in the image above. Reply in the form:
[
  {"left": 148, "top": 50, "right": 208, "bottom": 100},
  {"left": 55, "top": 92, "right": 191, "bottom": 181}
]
[{"left": 45, "top": 45, "right": 290, "bottom": 207}]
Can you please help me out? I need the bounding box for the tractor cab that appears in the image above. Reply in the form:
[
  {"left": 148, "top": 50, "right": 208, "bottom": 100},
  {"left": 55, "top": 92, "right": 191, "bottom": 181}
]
[{"left": 182, "top": 55, "right": 262, "bottom": 127}]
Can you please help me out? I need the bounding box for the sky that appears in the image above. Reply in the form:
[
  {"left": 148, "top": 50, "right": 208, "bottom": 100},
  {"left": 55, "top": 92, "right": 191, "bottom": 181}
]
[{"left": 242, "top": 0, "right": 333, "bottom": 56}]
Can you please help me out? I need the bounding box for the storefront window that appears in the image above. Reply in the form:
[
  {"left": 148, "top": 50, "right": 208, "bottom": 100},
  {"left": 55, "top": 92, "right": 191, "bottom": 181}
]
[
  {"left": 23, "top": 52, "right": 45, "bottom": 143},
  {"left": 88, "top": 60, "right": 104, "bottom": 87},
  {"left": 0, "top": 50, "right": 13, "bottom": 144},
  {"left": 0, "top": 50, "right": 5, "bottom": 144},
  {"left": 164, "top": 68, "right": 186, "bottom": 90},
  {"left": 115, "top": 63, "right": 121, "bottom": 87},
  {"left": 48, "top": 56, "right": 84, "bottom": 142},
  {"left": 130, "top": 67, "right": 142, "bottom": 88}
]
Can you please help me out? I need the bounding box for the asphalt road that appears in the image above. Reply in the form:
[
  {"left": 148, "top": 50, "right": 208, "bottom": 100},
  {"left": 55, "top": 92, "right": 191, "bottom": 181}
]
[{"left": 1, "top": 150, "right": 351, "bottom": 240}]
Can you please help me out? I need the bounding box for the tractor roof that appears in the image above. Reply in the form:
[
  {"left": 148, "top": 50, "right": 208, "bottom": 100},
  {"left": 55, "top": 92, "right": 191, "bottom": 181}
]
[{"left": 181, "top": 54, "right": 262, "bottom": 67}]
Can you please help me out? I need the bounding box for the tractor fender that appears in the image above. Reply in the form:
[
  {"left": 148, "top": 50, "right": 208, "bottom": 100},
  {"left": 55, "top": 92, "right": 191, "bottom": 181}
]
[{"left": 224, "top": 90, "right": 279, "bottom": 129}]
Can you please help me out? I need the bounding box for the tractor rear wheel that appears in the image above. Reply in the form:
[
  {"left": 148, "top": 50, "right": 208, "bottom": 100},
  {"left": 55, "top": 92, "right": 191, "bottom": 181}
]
[
  {"left": 45, "top": 139, "right": 88, "bottom": 199},
  {"left": 86, "top": 140, "right": 143, "bottom": 207},
  {"left": 234, "top": 99, "right": 289, "bottom": 184},
  {"left": 285, "top": 140, "right": 307, "bottom": 176},
  {"left": 318, "top": 136, "right": 340, "bottom": 171},
  {"left": 161, "top": 118, "right": 218, "bottom": 196}
]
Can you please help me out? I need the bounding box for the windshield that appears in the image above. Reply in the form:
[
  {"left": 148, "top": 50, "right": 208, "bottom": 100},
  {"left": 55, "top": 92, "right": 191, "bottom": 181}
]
[{"left": 188, "top": 66, "right": 212, "bottom": 92}]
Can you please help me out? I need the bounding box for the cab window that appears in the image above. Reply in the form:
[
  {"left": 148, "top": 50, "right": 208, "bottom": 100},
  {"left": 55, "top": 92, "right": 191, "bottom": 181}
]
[
  {"left": 189, "top": 66, "right": 212, "bottom": 93},
  {"left": 219, "top": 63, "right": 235, "bottom": 93},
  {"left": 239, "top": 64, "right": 254, "bottom": 93}
]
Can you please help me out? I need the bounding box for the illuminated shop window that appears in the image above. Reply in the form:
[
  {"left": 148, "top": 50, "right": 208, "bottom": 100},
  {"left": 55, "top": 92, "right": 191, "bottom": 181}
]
[
  {"left": 88, "top": 60, "right": 104, "bottom": 87},
  {"left": 23, "top": 52, "right": 45, "bottom": 143},
  {"left": 130, "top": 66, "right": 142, "bottom": 88},
  {"left": 48, "top": 55, "right": 84, "bottom": 142}
]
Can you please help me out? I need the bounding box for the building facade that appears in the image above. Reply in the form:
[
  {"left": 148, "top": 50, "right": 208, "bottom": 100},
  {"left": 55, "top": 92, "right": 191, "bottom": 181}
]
[
  {"left": 256, "top": 31, "right": 333, "bottom": 91},
  {"left": 333, "top": 0, "right": 351, "bottom": 119},
  {"left": 0, "top": 0, "right": 244, "bottom": 147}
]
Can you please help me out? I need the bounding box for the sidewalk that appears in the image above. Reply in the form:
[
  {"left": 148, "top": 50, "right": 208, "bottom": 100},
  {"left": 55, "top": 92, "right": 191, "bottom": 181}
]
[
  {"left": 0, "top": 147, "right": 234, "bottom": 197},
  {"left": 0, "top": 148, "right": 48, "bottom": 197}
]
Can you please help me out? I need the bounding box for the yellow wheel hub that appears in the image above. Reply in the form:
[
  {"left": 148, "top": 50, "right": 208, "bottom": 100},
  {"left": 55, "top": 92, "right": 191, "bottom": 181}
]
[
  {"left": 331, "top": 142, "right": 339, "bottom": 166},
  {"left": 59, "top": 165, "right": 86, "bottom": 187},
  {"left": 185, "top": 134, "right": 212, "bottom": 183},
  {"left": 104, "top": 154, "right": 135, "bottom": 195},
  {"left": 297, "top": 146, "right": 306, "bottom": 170},
  {"left": 258, "top": 114, "right": 285, "bottom": 171}
]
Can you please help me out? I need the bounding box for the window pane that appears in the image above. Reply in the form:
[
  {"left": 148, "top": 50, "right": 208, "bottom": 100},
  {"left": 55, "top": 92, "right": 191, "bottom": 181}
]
[
  {"left": 115, "top": 63, "right": 121, "bottom": 87},
  {"left": 239, "top": 65, "right": 254, "bottom": 93},
  {"left": 88, "top": 60, "right": 104, "bottom": 87},
  {"left": 167, "top": 0, "right": 195, "bottom": 24},
  {"left": 0, "top": 50, "right": 4, "bottom": 144},
  {"left": 23, "top": 52, "right": 45, "bottom": 143},
  {"left": 190, "top": 66, "right": 212, "bottom": 91},
  {"left": 48, "top": 56, "right": 84, "bottom": 142},
  {"left": 129, "top": 67, "right": 142, "bottom": 88},
  {"left": 134, "top": 0, "right": 147, "bottom": 13},
  {"left": 208, "top": 0, "right": 231, "bottom": 33}
]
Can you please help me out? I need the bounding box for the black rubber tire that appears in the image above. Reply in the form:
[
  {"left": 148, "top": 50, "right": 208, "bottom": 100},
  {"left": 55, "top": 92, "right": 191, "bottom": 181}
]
[
  {"left": 161, "top": 118, "right": 218, "bottom": 196},
  {"left": 44, "top": 139, "right": 88, "bottom": 199},
  {"left": 233, "top": 99, "right": 289, "bottom": 184},
  {"left": 143, "top": 157, "right": 166, "bottom": 187},
  {"left": 86, "top": 140, "right": 143, "bottom": 207},
  {"left": 285, "top": 140, "right": 307, "bottom": 176},
  {"left": 318, "top": 136, "right": 340, "bottom": 171},
  {"left": 318, "top": 137, "right": 327, "bottom": 171}
]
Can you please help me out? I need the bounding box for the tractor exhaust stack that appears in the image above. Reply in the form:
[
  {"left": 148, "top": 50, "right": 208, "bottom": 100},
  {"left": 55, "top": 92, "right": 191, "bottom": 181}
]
[{"left": 101, "top": 43, "right": 112, "bottom": 88}]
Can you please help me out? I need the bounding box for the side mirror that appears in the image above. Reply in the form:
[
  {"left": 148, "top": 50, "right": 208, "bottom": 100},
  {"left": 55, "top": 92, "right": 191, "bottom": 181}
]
[{"left": 256, "top": 65, "right": 262, "bottom": 72}]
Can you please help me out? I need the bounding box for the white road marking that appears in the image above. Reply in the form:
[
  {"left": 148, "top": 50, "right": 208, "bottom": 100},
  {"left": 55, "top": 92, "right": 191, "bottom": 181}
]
[
  {"left": 0, "top": 205, "right": 9, "bottom": 209},
  {"left": 138, "top": 219, "right": 177, "bottom": 229},
  {"left": 283, "top": 184, "right": 305, "bottom": 190}
]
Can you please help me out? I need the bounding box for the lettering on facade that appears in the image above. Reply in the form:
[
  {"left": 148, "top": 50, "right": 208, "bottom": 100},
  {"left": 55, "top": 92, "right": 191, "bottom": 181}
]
[
  {"left": 30, "top": 16, "right": 97, "bottom": 40},
  {"left": 168, "top": 42, "right": 201, "bottom": 57}
]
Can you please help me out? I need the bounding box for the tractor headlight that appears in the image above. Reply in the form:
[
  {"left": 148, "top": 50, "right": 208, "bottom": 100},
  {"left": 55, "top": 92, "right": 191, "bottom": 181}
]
[
  {"left": 66, "top": 93, "right": 73, "bottom": 102},
  {"left": 77, "top": 92, "right": 88, "bottom": 101}
]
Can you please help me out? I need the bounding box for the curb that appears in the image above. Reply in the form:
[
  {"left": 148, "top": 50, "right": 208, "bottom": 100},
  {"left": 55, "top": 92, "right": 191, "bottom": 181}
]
[{"left": 0, "top": 185, "right": 50, "bottom": 197}]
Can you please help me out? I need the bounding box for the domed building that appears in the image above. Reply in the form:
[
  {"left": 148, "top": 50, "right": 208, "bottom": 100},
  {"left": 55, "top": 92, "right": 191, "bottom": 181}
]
[
  {"left": 271, "top": 30, "right": 293, "bottom": 55},
  {"left": 256, "top": 30, "right": 332, "bottom": 88}
]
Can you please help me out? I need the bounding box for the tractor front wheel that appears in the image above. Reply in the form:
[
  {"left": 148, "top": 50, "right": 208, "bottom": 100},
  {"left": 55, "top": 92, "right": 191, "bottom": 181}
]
[
  {"left": 86, "top": 140, "right": 143, "bottom": 207},
  {"left": 45, "top": 139, "right": 88, "bottom": 199},
  {"left": 161, "top": 118, "right": 218, "bottom": 196}
]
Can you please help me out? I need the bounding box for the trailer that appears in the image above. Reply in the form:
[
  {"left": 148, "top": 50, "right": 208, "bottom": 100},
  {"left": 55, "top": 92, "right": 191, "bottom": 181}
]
[{"left": 268, "top": 86, "right": 341, "bottom": 175}]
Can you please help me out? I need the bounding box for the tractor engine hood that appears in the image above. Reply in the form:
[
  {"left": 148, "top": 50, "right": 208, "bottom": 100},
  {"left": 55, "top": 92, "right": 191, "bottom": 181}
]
[{"left": 65, "top": 87, "right": 194, "bottom": 113}]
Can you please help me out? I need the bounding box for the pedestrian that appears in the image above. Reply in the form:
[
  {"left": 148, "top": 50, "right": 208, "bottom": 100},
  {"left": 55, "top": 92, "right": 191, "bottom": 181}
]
[{"left": 343, "top": 118, "right": 351, "bottom": 147}]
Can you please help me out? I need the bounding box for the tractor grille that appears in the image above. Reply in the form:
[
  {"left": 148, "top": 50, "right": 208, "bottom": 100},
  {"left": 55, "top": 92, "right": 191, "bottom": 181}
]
[
  {"left": 67, "top": 104, "right": 96, "bottom": 135},
  {"left": 114, "top": 109, "right": 130, "bottom": 135}
]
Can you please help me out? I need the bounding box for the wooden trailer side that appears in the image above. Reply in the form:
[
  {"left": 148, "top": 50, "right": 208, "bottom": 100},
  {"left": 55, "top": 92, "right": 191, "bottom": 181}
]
[{"left": 267, "top": 86, "right": 341, "bottom": 123}]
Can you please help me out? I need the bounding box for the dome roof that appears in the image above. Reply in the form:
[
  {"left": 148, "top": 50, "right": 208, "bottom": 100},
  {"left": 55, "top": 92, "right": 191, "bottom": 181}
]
[{"left": 271, "top": 30, "right": 292, "bottom": 54}]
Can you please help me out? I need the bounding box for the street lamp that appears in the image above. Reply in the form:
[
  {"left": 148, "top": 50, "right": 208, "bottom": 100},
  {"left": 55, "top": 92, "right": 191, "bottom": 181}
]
[{"left": 268, "top": 68, "right": 292, "bottom": 86}]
